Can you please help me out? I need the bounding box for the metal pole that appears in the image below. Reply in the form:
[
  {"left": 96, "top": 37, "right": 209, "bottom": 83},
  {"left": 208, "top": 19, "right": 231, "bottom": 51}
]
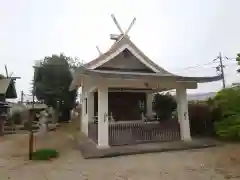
[{"left": 29, "top": 67, "right": 35, "bottom": 160}]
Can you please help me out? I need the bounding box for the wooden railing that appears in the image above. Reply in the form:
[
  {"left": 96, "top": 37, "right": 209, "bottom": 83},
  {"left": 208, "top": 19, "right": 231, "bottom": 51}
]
[{"left": 88, "top": 120, "right": 180, "bottom": 146}]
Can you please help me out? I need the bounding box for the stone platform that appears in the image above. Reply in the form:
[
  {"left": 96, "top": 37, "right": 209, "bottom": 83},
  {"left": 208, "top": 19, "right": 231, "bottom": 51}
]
[{"left": 78, "top": 135, "right": 222, "bottom": 159}]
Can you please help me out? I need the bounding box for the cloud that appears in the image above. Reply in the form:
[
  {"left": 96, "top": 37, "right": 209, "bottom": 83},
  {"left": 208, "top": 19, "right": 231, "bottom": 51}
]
[{"left": 1, "top": 0, "right": 240, "bottom": 101}]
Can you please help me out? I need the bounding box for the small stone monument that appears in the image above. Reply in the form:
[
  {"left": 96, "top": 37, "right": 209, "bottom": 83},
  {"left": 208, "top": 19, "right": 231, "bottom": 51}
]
[{"left": 38, "top": 110, "right": 49, "bottom": 136}]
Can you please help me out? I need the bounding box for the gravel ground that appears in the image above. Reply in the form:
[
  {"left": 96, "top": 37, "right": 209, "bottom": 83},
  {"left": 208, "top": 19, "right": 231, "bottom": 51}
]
[{"left": 0, "top": 127, "right": 240, "bottom": 180}]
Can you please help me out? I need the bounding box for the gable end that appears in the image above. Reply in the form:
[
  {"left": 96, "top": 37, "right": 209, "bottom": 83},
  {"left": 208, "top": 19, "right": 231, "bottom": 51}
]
[
  {"left": 90, "top": 44, "right": 159, "bottom": 73},
  {"left": 96, "top": 49, "right": 156, "bottom": 73}
]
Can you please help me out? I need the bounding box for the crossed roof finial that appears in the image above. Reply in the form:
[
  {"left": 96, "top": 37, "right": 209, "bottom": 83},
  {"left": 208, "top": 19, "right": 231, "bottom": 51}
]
[{"left": 110, "top": 14, "right": 136, "bottom": 41}]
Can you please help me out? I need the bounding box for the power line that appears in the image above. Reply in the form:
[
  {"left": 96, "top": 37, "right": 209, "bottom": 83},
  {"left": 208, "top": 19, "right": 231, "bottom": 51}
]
[
  {"left": 172, "top": 54, "right": 237, "bottom": 76},
  {"left": 183, "top": 61, "right": 217, "bottom": 70},
  {"left": 223, "top": 57, "right": 236, "bottom": 61},
  {"left": 158, "top": 55, "right": 239, "bottom": 93},
  {"left": 171, "top": 55, "right": 237, "bottom": 73},
  {"left": 172, "top": 61, "right": 217, "bottom": 72}
]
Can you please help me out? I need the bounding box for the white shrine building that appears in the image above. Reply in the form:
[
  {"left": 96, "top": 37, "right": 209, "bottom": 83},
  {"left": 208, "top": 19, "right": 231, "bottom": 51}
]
[{"left": 69, "top": 15, "right": 221, "bottom": 149}]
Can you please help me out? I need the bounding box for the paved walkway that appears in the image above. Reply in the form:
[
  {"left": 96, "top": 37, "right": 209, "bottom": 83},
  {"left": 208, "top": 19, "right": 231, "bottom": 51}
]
[
  {"left": 1, "top": 146, "right": 240, "bottom": 180},
  {"left": 79, "top": 134, "right": 220, "bottom": 159},
  {"left": 0, "top": 130, "right": 240, "bottom": 179}
]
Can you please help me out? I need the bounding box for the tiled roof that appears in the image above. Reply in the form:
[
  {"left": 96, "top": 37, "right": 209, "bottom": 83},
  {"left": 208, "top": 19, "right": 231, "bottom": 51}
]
[
  {"left": 78, "top": 67, "right": 222, "bottom": 82},
  {"left": 83, "top": 36, "right": 174, "bottom": 75}
]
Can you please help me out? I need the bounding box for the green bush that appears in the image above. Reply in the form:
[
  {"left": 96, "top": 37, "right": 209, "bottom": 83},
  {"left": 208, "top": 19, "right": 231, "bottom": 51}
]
[
  {"left": 213, "top": 87, "right": 240, "bottom": 119},
  {"left": 215, "top": 115, "right": 240, "bottom": 140},
  {"left": 153, "top": 93, "right": 177, "bottom": 120},
  {"left": 211, "top": 87, "right": 240, "bottom": 140},
  {"left": 32, "top": 148, "right": 59, "bottom": 160}
]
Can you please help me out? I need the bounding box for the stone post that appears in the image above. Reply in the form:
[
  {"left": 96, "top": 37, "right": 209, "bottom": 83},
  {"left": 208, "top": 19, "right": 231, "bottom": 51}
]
[
  {"left": 97, "top": 82, "right": 109, "bottom": 148},
  {"left": 176, "top": 86, "right": 191, "bottom": 141},
  {"left": 146, "top": 93, "right": 153, "bottom": 117}
]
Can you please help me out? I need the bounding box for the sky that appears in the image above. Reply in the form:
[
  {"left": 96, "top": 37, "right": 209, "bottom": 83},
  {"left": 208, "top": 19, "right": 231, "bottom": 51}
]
[{"left": 1, "top": 0, "right": 240, "bottom": 101}]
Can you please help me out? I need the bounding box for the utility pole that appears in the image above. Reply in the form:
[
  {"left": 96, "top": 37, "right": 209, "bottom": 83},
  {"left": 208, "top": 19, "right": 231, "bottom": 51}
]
[{"left": 214, "top": 52, "right": 226, "bottom": 89}]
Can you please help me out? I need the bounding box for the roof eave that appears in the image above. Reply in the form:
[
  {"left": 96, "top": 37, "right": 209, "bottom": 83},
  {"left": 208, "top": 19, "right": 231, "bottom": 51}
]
[
  {"left": 73, "top": 67, "right": 222, "bottom": 83},
  {"left": 179, "top": 75, "right": 223, "bottom": 83}
]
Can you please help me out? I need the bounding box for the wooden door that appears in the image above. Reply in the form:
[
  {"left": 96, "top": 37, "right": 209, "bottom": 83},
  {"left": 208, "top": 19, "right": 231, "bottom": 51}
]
[{"left": 109, "top": 92, "right": 146, "bottom": 121}]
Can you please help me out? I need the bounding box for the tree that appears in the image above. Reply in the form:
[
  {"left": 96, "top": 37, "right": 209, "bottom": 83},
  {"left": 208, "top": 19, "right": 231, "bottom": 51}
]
[
  {"left": 211, "top": 87, "right": 240, "bottom": 140},
  {"left": 236, "top": 53, "right": 240, "bottom": 73},
  {"left": 153, "top": 92, "right": 177, "bottom": 120},
  {"left": 213, "top": 87, "right": 240, "bottom": 118},
  {"left": 34, "top": 53, "right": 81, "bottom": 121}
]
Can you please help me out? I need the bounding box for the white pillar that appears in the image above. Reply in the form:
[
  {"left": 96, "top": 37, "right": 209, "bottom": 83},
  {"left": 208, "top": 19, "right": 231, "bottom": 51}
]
[
  {"left": 81, "top": 91, "right": 94, "bottom": 136},
  {"left": 146, "top": 93, "right": 153, "bottom": 117},
  {"left": 81, "top": 86, "right": 88, "bottom": 135},
  {"left": 176, "top": 86, "right": 191, "bottom": 141},
  {"left": 97, "top": 83, "right": 109, "bottom": 148},
  {"left": 87, "top": 91, "right": 94, "bottom": 123}
]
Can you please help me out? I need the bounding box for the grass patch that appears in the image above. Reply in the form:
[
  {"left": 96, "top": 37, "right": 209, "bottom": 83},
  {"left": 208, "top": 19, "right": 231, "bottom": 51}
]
[{"left": 32, "top": 148, "right": 59, "bottom": 160}]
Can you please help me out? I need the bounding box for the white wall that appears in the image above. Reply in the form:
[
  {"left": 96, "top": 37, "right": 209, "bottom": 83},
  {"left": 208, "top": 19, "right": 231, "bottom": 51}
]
[{"left": 81, "top": 79, "right": 95, "bottom": 135}]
